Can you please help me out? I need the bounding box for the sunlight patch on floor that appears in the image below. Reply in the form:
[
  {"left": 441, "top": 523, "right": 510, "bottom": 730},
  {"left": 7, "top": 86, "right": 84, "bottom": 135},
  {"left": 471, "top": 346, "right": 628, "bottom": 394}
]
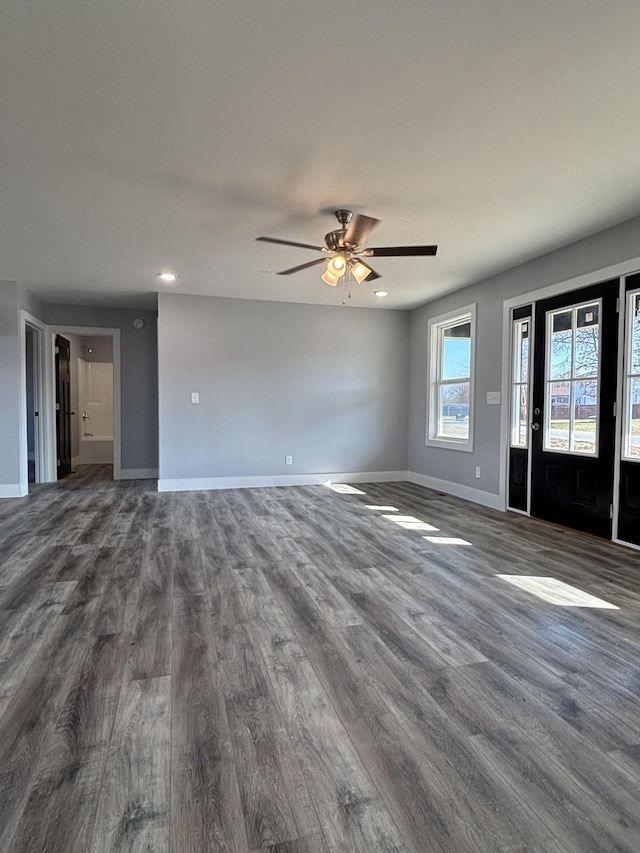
[
  {"left": 324, "top": 483, "right": 366, "bottom": 494},
  {"left": 365, "top": 505, "right": 399, "bottom": 511},
  {"left": 497, "top": 575, "right": 619, "bottom": 608},
  {"left": 382, "top": 514, "right": 440, "bottom": 531},
  {"left": 423, "top": 536, "right": 471, "bottom": 545}
]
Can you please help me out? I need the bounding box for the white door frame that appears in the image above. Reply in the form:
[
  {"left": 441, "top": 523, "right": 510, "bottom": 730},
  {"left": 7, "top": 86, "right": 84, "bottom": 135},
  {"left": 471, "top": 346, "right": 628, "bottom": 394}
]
[
  {"left": 19, "top": 311, "right": 49, "bottom": 491},
  {"left": 44, "top": 326, "right": 122, "bottom": 481}
]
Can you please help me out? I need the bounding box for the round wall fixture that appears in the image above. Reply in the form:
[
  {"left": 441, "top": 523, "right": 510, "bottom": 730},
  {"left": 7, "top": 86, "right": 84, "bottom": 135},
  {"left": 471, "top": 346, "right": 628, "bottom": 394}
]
[{"left": 133, "top": 318, "right": 145, "bottom": 329}]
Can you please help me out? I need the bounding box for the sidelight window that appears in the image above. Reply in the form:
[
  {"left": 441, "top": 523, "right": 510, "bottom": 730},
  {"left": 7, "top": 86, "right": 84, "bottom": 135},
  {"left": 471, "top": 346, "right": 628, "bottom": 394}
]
[
  {"left": 427, "top": 305, "right": 475, "bottom": 451},
  {"left": 544, "top": 300, "right": 600, "bottom": 456},
  {"left": 510, "top": 318, "right": 530, "bottom": 447},
  {"left": 622, "top": 289, "right": 640, "bottom": 461}
]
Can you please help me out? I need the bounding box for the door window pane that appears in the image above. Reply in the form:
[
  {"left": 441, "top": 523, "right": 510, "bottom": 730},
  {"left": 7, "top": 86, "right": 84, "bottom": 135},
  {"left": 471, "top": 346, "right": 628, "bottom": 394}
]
[
  {"left": 510, "top": 317, "right": 530, "bottom": 447},
  {"left": 572, "top": 380, "right": 598, "bottom": 454},
  {"left": 549, "top": 327, "right": 573, "bottom": 380},
  {"left": 511, "top": 385, "right": 528, "bottom": 446},
  {"left": 547, "top": 381, "right": 570, "bottom": 451},
  {"left": 574, "top": 306, "right": 599, "bottom": 378},
  {"left": 632, "top": 294, "right": 640, "bottom": 373},
  {"left": 623, "top": 290, "right": 640, "bottom": 461},
  {"left": 626, "top": 377, "right": 640, "bottom": 459},
  {"left": 545, "top": 301, "right": 601, "bottom": 456}
]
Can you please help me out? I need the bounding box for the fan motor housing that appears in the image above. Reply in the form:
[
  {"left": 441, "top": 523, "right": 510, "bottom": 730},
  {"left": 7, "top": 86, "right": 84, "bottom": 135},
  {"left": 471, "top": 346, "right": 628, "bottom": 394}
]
[{"left": 325, "top": 230, "right": 346, "bottom": 251}]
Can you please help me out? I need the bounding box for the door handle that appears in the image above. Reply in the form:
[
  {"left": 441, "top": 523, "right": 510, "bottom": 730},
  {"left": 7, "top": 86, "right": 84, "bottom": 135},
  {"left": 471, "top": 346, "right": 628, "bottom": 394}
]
[{"left": 531, "top": 422, "right": 540, "bottom": 431}]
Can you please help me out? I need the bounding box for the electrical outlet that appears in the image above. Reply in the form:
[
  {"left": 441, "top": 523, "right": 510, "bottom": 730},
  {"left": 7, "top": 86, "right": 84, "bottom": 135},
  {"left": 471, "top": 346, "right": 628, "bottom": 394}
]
[
  {"left": 475, "top": 466, "right": 481, "bottom": 479},
  {"left": 191, "top": 391, "right": 200, "bottom": 404},
  {"left": 285, "top": 455, "right": 293, "bottom": 466}
]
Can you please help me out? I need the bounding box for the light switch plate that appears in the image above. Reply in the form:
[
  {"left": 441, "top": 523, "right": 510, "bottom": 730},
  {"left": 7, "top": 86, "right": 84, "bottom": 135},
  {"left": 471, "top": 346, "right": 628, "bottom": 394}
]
[
  {"left": 191, "top": 392, "right": 200, "bottom": 404},
  {"left": 486, "top": 391, "right": 501, "bottom": 405}
]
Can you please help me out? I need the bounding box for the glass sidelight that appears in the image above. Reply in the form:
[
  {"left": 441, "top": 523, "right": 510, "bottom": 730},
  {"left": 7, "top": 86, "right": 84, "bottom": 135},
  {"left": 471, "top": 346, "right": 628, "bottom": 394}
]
[
  {"left": 508, "top": 305, "right": 532, "bottom": 512},
  {"left": 510, "top": 318, "right": 530, "bottom": 448},
  {"left": 622, "top": 289, "right": 640, "bottom": 461}
]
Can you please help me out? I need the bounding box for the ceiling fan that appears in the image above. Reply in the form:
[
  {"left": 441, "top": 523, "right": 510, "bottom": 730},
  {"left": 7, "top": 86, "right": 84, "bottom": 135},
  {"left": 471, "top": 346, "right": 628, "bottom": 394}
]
[{"left": 257, "top": 209, "right": 437, "bottom": 287}]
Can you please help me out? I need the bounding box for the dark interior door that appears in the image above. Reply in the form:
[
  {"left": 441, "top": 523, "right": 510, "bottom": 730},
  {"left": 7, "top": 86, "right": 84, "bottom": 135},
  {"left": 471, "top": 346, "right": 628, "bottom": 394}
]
[
  {"left": 56, "top": 334, "right": 72, "bottom": 479},
  {"left": 530, "top": 279, "right": 619, "bottom": 539},
  {"left": 25, "top": 326, "right": 37, "bottom": 483}
]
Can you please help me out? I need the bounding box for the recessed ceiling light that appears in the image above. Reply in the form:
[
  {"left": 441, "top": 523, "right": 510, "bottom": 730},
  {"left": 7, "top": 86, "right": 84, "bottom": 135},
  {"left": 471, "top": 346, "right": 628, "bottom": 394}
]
[
  {"left": 374, "top": 290, "right": 388, "bottom": 298},
  {"left": 158, "top": 272, "right": 177, "bottom": 283}
]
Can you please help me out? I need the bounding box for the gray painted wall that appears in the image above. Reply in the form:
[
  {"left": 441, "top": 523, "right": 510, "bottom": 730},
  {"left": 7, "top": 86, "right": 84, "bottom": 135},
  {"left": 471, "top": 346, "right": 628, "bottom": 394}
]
[
  {"left": 409, "top": 213, "right": 640, "bottom": 496},
  {"left": 0, "top": 282, "right": 22, "bottom": 487},
  {"left": 158, "top": 293, "right": 410, "bottom": 481},
  {"left": 18, "top": 286, "right": 45, "bottom": 320},
  {"left": 44, "top": 304, "right": 158, "bottom": 471}
]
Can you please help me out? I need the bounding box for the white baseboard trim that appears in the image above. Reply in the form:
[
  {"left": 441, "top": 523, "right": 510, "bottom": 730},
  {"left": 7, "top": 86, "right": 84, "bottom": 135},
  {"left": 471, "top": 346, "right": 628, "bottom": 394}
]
[
  {"left": 157, "top": 470, "right": 408, "bottom": 493},
  {"left": 0, "top": 483, "right": 28, "bottom": 498},
  {"left": 116, "top": 468, "right": 159, "bottom": 480},
  {"left": 407, "top": 471, "right": 505, "bottom": 511}
]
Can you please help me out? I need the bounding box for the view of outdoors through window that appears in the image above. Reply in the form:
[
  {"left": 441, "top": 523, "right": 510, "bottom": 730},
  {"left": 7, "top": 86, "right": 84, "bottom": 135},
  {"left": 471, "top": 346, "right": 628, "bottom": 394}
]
[
  {"left": 438, "top": 321, "right": 471, "bottom": 441},
  {"left": 624, "top": 291, "right": 640, "bottom": 459},
  {"left": 511, "top": 319, "right": 529, "bottom": 447},
  {"left": 545, "top": 301, "right": 600, "bottom": 455}
]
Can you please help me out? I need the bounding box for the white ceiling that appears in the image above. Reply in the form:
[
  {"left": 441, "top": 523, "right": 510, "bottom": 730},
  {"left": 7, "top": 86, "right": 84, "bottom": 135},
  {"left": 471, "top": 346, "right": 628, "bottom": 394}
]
[{"left": 2, "top": 1, "right": 640, "bottom": 311}]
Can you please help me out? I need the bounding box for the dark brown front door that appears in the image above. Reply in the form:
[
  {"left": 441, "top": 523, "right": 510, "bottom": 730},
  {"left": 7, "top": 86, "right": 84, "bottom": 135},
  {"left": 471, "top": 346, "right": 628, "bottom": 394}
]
[
  {"left": 530, "top": 279, "right": 619, "bottom": 539},
  {"left": 56, "top": 334, "right": 72, "bottom": 479}
]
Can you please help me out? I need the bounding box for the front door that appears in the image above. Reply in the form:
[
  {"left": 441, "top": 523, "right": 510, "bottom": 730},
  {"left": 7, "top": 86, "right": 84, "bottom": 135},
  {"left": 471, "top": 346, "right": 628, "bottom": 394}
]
[
  {"left": 56, "top": 334, "right": 72, "bottom": 479},
  {"left": 530, "top": 279, "right": 619, "bottom": 539}
]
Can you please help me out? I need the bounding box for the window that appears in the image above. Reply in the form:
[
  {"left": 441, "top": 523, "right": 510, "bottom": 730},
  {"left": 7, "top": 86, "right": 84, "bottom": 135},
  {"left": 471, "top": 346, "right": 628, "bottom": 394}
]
[
  {"left": 622, "top": 289, "right": 640, "bottom": 461},
  {"left": 544, "top": 300, "right": 600, "bottom": 456},
  {"left": 510, "top": 317, "right": 530, "bottom": 447},
  {"left": 427, "top": 305, "right": 475, "bottom": 451}
]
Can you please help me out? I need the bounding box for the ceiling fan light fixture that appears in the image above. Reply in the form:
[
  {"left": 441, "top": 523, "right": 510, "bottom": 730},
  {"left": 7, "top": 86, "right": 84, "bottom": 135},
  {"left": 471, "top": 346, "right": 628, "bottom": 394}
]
[
  {"left": 327, "top": 254, "right": 347, "bottom": 277},
  {"left": 349, "top": 259, "right": 373, "bottom": 284},
  {"left": 321, "top": 268, "right": 339, "bottom": 286}
]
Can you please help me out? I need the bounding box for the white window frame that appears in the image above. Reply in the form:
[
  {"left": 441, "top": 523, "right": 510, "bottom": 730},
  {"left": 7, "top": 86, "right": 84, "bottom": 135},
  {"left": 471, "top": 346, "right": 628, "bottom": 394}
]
[
  {"left": 543, "top": 298, "right": 602, "bottom": 458},
  {"left": 622, "top": 287, "right": 640, "bottom": 462},
  {"left": 426, "top": 304, "right": 476, "bottom": 452}
]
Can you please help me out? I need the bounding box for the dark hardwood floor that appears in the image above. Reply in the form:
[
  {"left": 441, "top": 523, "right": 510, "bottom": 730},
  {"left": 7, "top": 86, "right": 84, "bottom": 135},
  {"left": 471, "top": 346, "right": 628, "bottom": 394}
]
[{"left": 1, "top": 465, "right": 640, "bottom": 851}]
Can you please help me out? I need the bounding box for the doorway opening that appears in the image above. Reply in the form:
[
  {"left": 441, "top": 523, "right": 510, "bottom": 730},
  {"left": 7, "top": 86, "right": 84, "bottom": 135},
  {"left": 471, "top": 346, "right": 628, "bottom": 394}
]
[{"left": 48, "top": 326, "right": 121, "bottom": 482}]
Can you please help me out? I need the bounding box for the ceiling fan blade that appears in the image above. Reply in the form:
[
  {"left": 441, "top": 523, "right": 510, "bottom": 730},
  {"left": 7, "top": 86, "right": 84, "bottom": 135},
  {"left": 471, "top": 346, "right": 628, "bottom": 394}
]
[
  {"left": 276, "top": 258, "right": 328, "bottom": 275},
  {"left": 362, "top": 245, "right": 438, "bottom": 257},
  {"left": 257, "top": 236, "right": 326, "bottom": 252},
  {"left": 344, "top": 215, "right": 380, "bottom": 248}
]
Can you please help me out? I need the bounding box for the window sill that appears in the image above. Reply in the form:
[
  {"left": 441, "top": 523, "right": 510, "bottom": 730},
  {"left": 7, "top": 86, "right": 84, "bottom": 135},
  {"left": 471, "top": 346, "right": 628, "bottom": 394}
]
[{"left": 425, "top": 436, "right": 474, "bottom": 453}]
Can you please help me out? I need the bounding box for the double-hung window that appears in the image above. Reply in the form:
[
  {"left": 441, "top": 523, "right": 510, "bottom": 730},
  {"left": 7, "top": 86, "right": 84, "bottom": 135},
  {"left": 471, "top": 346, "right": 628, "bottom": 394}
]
[{"left": 427, "top": 304, "right": 476, "bottom": 451}]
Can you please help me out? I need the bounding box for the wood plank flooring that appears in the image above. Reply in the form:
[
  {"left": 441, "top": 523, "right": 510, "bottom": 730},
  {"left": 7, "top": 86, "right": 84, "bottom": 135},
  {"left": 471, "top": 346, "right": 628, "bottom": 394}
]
[{"left": 1, "top": 465, "right": 640, "bottom": 851}]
